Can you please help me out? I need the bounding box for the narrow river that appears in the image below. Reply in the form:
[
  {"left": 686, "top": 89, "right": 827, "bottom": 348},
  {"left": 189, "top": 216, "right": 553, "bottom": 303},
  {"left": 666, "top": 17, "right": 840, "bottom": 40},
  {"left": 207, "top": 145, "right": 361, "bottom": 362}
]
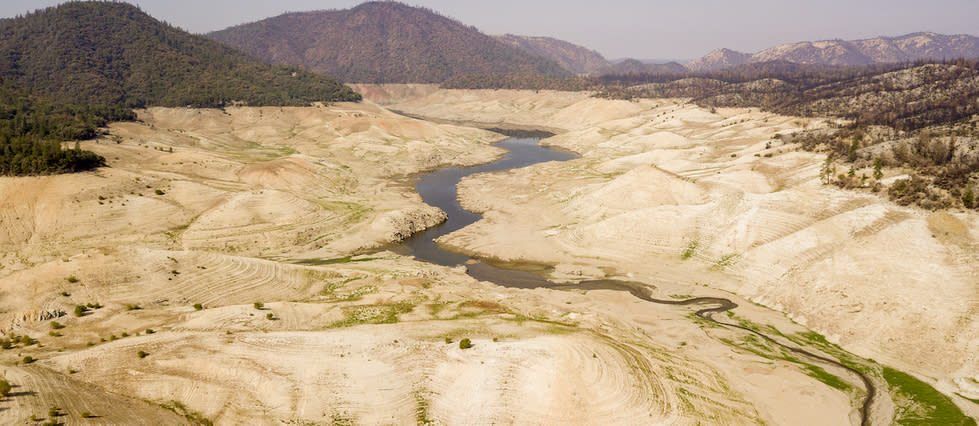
[{"left": 399, "top": 136, "right": 876, "bottom": 425}]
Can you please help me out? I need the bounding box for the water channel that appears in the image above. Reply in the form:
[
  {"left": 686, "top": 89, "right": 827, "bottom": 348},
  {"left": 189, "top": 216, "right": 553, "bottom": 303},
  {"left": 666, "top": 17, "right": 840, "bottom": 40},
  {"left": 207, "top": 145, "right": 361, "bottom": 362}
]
[{"left": 397, "top": 135, "right": 875, "bottom": 425}]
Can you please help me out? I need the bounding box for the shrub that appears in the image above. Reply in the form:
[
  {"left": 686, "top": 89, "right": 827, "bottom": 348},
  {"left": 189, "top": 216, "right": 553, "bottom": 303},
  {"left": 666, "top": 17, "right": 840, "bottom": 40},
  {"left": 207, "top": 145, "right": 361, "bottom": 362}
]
[
  {"left": 253, "top": 302, "right": 264, "bottom": 310},
  {"left": 50, "top": 321, "right": 65, "bottom": 330},
  {"left": 81, "top": 411, "right": 94, "bottom": 418},
  {"left": 444, "top": 337, "right": 452, "bottom": 344},
  {"left": 65, "top": 275, "right": 79, "bottom": 283},
  {"left": 193, "top": 303, "right": 203, "bottom": 311},
  {"left": 459, "top": 338, "right": 472, "bottom": 349},
  {"left": 265, "top": 313, "right": 274, "bottom": 320},
  {"left": 74, "top": 305, "right": 88, "bottom": 317},
  {"left": 145, "top": 329, "right": 155, "bottom": 334},
  {"left": 23, "top": 355, "right": 35, "bottom": 364},
  {"left": 0, "top": 378, "right": 10, "bottom": 397},
  {"left": 154, "top": 189, "right": 165, "bottom": 195},
  {"left": 60, "top": 291, "right": 70, "bottom": 297},
  {"left": 126, "top": 304, "right": 141, "bottom": 311},
  {"left": 137, "top": 350, "right": 148, "bottom": 359}
]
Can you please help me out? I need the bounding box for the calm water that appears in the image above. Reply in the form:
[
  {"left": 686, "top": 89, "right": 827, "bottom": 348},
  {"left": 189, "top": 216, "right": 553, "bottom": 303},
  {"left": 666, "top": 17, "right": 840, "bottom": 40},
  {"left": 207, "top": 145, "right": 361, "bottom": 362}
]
[{"left": 399, "top": 137, "right": 576, "bottom": 287}]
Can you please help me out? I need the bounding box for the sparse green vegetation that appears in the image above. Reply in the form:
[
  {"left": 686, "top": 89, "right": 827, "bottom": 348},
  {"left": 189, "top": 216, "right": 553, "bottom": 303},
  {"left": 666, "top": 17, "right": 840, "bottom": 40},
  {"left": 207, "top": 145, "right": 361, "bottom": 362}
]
[
  {"left": 253, "top": 302, "right": 264, "bottom": 310},
  {"left": 160, "top": 400, "right": 214, "bottom": 426},
  {"left": 74, "top": 305, "right": 88, "bottom": 317},
  {"left": 145, "top": 329, "right": 155, "bottom": 334},
  {"left": 0, "top": 378, "right": 10, "bottom": 397},
  {"left": 329, "top": 301, "right": 417, "bottom": 328},
  {"left": 154, "top": 189, "right": 165, "bottom": 196},
  {"left": 50, "top": 321, "right": 65, "bottom": 330},
  {"left": 712, "top": 253, "right": 739, "bottom": 269},
  {"left": 266, "top": 313, "right": 274, "bottom": 320},
  {"left": 81, "top": 411, "right": 94, "bottom": 418},
  {"left": 23, "top": 355, "right": 36, "bottom": 364},
  {"left": 414, "top": 391, "right": 434, "bottom": 425},
  {"left": 65, "top": 276, "right": 79, "bottom": 283},
  {"left": 459, "top": 338, "right": 472, "bottom": 349},
  {"left": 681, "top": 240, "right": 698, "bottom": 260},
  {"left": 126, "top": 304, "right": 141, "bottom": 311},
  {"left": 193, "top": 303, "right": 203, "bottom": 311},
  {"left": 137, "top": 350, "right": 148, "bottom": 358}
]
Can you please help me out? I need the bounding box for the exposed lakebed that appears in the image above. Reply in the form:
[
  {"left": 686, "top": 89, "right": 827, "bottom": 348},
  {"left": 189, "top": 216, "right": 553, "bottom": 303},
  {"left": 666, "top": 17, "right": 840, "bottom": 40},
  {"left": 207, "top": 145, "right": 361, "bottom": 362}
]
[{"left": 399, "top": 135, "right": 878, "bottom": 425}]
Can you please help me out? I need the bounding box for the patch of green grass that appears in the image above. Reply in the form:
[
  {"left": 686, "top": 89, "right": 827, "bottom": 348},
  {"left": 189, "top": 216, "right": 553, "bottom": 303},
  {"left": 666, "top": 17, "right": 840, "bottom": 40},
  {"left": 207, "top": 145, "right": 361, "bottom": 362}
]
[
  {"left": 883, "top": 367, "right": 976, "bottom": 425},
  {"left": 802, "top": 364, "right": 853, "bottom": 392},
  {"left": 669, "top": 294, "right": 694, "bottom": 300}
]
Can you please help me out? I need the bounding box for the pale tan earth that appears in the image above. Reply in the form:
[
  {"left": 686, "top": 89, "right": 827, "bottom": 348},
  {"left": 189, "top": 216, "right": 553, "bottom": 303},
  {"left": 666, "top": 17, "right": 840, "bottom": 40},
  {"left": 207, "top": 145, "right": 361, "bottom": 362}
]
[
  {"left": 0, "top": 90, "right": 972, "bottom": 424},
  {"left": 384, "top": 87, "right": 979, "bottom": 420}
]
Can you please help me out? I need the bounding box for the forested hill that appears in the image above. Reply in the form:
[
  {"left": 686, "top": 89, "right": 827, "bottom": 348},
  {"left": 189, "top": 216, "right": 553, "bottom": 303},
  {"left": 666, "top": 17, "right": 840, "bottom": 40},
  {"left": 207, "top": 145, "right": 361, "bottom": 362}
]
[
  {"left": 0, "top": 1, "right": 361, "bottom": 108},
  {"left": 207, "top": 2, "right": 572, "bottom": 83},
  {"left": 0, "top": 1, "right": 360, "bottom": 176}
]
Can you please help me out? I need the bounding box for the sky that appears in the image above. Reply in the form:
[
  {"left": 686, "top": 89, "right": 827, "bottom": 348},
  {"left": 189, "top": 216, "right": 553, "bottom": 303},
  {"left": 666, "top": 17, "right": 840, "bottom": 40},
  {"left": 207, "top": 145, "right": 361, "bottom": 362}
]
[{"left": 3, "top": 0, "right": 979, "bottom": 60}]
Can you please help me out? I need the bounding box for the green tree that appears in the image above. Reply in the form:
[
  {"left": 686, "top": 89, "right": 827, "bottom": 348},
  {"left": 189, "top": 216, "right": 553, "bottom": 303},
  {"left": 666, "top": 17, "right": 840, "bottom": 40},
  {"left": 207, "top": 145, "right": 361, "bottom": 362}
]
[{"left": 0, "top": 378, "right": 11, "bottom": 397}]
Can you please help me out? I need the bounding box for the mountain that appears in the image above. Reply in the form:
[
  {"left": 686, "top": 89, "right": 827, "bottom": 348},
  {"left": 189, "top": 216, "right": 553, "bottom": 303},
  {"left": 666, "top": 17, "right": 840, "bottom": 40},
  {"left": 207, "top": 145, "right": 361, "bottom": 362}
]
[
  {"left": 0, "top": 2, "right": 360, "bottom": 108},
  {"left": 0, "top": 1, "right": 360, "bottom": 176},
  {"left": 685, "top": 48, "right": 752, "bottom": 72},
  {"left": 493, "top": 34, "right": 609, "bottom": 74},
  {"left": 208, "top": 2, "right": 571, "bottom": 83},
  {"left": 598, "top": 59, "right": 688, "bottom": 75},
  {"left": 687, "top": 33, "right": 979, "bottom": 71}
]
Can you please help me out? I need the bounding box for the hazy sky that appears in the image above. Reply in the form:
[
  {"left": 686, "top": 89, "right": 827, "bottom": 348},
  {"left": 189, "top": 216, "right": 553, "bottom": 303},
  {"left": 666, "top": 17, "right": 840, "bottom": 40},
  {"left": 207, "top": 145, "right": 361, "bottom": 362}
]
[{"left": 3, "top": 0, "right": 979, "bottom": 60}]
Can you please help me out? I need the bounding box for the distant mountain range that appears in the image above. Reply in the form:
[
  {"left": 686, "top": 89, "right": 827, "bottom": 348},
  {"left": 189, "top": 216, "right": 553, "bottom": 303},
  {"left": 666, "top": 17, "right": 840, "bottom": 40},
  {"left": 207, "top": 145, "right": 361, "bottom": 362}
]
[
  {"left": 686, "top": 32, "right": 979, "bottom": 72},
  {"left": 493, "top": 32, "right": 979, "bottom": 76},
  {"left": 208, "top": 2, "right": 570, "bottom": 83}
]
